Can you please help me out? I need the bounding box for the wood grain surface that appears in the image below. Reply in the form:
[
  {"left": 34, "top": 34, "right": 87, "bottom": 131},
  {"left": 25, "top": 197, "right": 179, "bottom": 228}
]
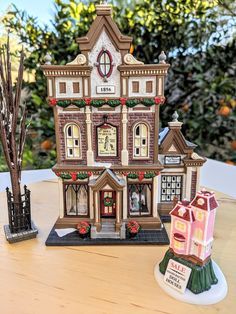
[{"left": 0, "top": 180, "right": 235, "bottom": 314}]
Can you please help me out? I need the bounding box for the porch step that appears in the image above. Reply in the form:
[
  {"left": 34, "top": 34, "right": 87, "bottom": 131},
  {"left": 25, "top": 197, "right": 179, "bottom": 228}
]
[
  {"left": 91, "top": 223, "right": 120, "bottom": 239},
  {"left": 101, "top": 223, "right": 116, "bottom": 232},
  {"left": 94, "top": 231, "right": 120, "bottom": 239}
]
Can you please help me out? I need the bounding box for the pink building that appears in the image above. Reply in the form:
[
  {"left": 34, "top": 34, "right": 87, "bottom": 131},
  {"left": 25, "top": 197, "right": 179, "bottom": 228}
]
[{"left": 169, "top": 190, "right": 218, "bottom": 263}]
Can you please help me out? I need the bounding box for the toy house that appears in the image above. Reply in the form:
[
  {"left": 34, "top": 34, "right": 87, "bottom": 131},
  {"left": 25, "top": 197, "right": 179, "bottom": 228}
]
[
  {"left": 41, "top": 3, "right": 205, "bottom": 239},
  {"left": 170, "top": 190, "right": 218, "bottom": 264}
]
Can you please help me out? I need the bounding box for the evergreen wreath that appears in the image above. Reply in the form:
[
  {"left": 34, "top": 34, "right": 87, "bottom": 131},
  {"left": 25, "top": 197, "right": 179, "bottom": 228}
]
[{"left": 104, "top": 196, "right": 114, "bottom": 206}]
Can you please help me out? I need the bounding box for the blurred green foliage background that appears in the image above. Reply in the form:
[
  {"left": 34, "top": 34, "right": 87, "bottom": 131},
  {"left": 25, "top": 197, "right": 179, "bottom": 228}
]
[{"left": 0, "top": 0, "right": 236, "bottom": 171}]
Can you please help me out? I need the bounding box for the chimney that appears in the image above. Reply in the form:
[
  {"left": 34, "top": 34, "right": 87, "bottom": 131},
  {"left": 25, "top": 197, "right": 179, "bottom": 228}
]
[
  {"left": 168, "top": 111, "right": 183, "bottom": 130},
  {"left": 95, "top": 2, "right": 112, "bottom": 16}
]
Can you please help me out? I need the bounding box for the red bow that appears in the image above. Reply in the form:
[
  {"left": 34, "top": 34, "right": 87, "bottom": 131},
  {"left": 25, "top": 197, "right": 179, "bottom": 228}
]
[
  {"left": 120, "top": 97, "right": 127, "bottom": 106},
  {"left": 49, "top": 98, "right": 57, "bottom": 106}
]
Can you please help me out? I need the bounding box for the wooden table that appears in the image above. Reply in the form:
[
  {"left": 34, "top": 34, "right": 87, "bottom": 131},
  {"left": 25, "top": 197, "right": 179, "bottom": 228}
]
[{"left": 0, "top": 179, "right": 235, "bottom": 314}]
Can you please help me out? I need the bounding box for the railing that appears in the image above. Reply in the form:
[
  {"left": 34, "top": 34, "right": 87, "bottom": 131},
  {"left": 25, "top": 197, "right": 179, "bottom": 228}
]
[{"left": 6, "top": 185, "right": 32, "bottom": 233}]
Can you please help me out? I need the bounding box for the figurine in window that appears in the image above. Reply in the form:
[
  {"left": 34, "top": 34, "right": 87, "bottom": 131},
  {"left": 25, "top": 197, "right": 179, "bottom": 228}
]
[{"left": 131, "top": 192, "right": 139, "bottom": 212}]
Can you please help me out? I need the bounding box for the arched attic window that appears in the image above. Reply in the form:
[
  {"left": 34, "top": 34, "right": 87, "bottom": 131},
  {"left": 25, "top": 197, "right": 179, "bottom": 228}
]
[
  {"left": 64, "top": 123, "right": 81, "bottom": 159},
  {"left": 133, "top": 123, "right": 149, "bottom": 158},
  {"left": 96, "top": 48, "right": 113, "bottom": 79}
]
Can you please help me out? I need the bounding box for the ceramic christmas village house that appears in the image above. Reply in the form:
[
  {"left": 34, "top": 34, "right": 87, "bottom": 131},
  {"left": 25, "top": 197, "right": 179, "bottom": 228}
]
[
  {"left": 157, "top": 190, "right": 224, "bottom": 298},
  {"left": 41, "top": 3, "right": 205, "bottom": 241}
]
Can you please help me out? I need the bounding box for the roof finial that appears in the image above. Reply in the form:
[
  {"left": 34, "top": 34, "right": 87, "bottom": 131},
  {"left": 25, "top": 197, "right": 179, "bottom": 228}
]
[
  {"left": 172, "top": 111, "right": 179, "bottom": 122},
  {"left": 158, "top": 51, "right": 167, "bottom": 64},
  {"left": 44, "top": 53, "right": 52, "bottom": 65},
  {"left": 96, "top": 1, "right": 112, "bottom": 15}
]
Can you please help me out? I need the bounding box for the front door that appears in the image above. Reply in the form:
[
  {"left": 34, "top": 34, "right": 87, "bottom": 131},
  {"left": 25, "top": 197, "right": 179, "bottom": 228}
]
[{"left": 100, "top": 190, "right": 116, "bottom": 218}]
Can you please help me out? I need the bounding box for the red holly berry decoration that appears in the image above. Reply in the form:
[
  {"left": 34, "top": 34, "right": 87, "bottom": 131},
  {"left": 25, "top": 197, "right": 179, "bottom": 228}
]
[
  {"left": 138, "top": 171, "right": 145, "bottom": 182},
  {"left": 70, "top": 172, "right": 77, "bottom": 181},
  {"left": 87, "top": 171, "right": 93, "bottom": 177},
  {"left": 55, "top": 172, "right": 61, "bottom": 177},
  {"left": 123, "top": 171, "right": 128, "bottom": 176},
  {"left": 49, "top": 98, "right": 57, "bottom": 107},
  {"left": 120, "top": 97, "right": 127, "bottom": 106},
  {"left": 84, "top": 98, "right": 91, "bottom": 106},
  {"left": 154, "top": 97, "right": 162, "bottom": 105}
]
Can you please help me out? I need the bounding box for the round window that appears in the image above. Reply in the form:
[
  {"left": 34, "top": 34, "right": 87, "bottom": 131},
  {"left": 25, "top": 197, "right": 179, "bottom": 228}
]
[{"left": 97, "top": 49, "right": 113, "bottom": 78}]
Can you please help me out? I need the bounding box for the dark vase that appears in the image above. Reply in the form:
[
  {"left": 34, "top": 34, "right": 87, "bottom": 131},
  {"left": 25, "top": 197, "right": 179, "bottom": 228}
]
[
  {"left": 129, "top": 232, "right": 138, "bottom": 239},
  {"left": 78, "top": 232, "right": 89, "bottom": 239}
]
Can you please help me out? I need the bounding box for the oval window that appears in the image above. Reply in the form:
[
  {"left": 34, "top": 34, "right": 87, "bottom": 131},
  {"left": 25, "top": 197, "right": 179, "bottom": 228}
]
[{"left": 97, "top": 49, "right": 113, "bottom": 78}]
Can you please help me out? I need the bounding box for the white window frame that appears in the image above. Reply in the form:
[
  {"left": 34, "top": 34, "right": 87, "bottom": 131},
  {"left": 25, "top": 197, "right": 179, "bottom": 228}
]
[
  {"left": 64, "top": 123, "right": 81, "bottom": 159},
  {"left": 133, "top": 122, "right": 149, "bottom": 159}
]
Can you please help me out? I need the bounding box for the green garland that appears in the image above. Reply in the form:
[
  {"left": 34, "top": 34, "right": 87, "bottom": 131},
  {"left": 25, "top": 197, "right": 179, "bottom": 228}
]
[
  {"left": 58, "top": 172, "right": 88, "bottom": 180},
  {"left": 60, "top": 173, "right": 71, "bottom": 179},
  {"left": 90, "top": 99, "right": 105, "bottom": 107},
  {"left": 54, "top": 98, "right": 162, "bottom": 108},
  {"left": 77, "top": 173, "right": 88, "bottom": 180},
  {"left": 57, "top": 100, "right": 71, "bottom": 108},
  {"left": 141, "top": 98, "right": 155, "bottom": 107},
  {"left": 127, "top": 172, "right": 156, "bottom": 179},
  {"left": 72, "top": 100, "right": 86, "bottom": 108},
  {"left": 144, "top": 172, "right": 155, "bottom": 178},
  {"left": 107, "top": 99, "right": 120, "bottom": 107},
  {"left": 128, "top": 173, "right": 138, "bottom": 179},
  {"left": 125, "top": 99, "right": 140, "bottom": 108}
]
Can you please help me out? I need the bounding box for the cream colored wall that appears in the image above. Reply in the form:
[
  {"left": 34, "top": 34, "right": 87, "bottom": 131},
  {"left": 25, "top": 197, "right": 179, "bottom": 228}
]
[
  {"left": 88, "top": 30, "right": 122, "bottom": 98},
  {"left": 55, "top": 77, "right": 83, "bottom": 98},
  {"left": 128, "top": 76, "right": 156, "bottom": 97}
]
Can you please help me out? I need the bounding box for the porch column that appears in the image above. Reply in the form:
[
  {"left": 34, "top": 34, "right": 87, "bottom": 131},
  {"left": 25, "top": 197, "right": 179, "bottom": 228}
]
[
  {"left": 121, "top": 105, "right": 129, "bottom": 166},
  {"left": 115, "top": 191, "right": 122, "bottom": 231},
  {"left": 123, "top": 176, "right": 128, "bottom": 219},
  {"left": 58, "top": 178, "right": 64, "bottom": 218},
  {"left": 85, "top": 106, "right": 94, "bottom": 166},
  {"left": 94, "top": 191, "right": 101, "bottom": 231},
  {"left": 152, "top": 176, "right": 158, "bottom": 218}
]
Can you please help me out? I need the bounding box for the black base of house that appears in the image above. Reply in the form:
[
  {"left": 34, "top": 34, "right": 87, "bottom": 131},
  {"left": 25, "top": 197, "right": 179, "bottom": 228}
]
[
  {"left": 4, "top": 221, "right": 38, "bottom": 243},
  {"left": 45, "top": 227, "right": 170, "bottom": 246},
  {"left": 160, "top": 214, "right": 171, "bottom": 223}
]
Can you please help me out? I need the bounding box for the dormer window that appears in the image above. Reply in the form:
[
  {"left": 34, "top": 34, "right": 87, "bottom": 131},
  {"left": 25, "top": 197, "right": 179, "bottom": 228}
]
[{"left": 96, "top": 48, "right": 113, "bottom": 80}]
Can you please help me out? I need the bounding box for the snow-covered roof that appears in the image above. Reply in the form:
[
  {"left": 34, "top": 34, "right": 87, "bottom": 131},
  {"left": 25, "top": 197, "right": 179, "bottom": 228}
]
[
  {"left": 158, "top": 127, "right": 169, "bottom": 145},
  {"left": 158, "top": 127, "right": 197, "bottom": 148}
]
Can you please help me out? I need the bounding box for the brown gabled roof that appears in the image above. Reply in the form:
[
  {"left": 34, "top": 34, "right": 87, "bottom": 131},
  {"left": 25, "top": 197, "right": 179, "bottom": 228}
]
[
  {"left": 159, "top": 128, "right": 194, "bottom": 154},
  {"left": 76, "top": 4, "right": 132, "bottom": 54}
]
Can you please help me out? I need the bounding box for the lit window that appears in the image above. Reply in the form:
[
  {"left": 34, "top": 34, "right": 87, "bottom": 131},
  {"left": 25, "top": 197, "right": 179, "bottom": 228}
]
[
  {"left": 97, "top": 49, "right": 113, "bottom": 78},
  {"left": 65, "top": 124, "right": 81, "bottom": 159},
  {"left": 174, "top": 240, "right": 184, "bottom": 250},
  {"left": 175, "top": 221, "right": 186, "bottom": 232},
  {"left": 133, "top": 123, "right": 149, "bottom": 158},
  {"left": 161, "top": 175, "right": 182, "bottom": 202},
  {"left": 196, "top": 210, "right": 204, "bottom": 221},
  {"left": 65, "top": 184, "right": 88, "bottom": 216},
  {"left": 194, "top": 228, "right": 203, "bottom": 240},
  {"left": 128, "top": 183, "right": 152, "bottom": 216}
]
